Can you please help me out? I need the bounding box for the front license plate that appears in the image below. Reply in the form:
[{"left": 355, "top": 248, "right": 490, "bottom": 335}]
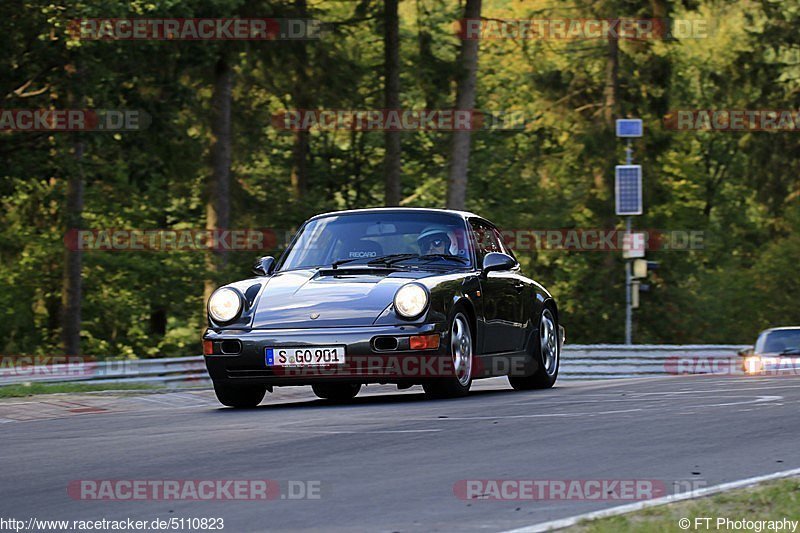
[{"left": 266, "top": 346, "right": 346, "bottom": 366}]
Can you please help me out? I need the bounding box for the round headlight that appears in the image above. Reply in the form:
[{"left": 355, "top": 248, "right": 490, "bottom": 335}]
[
  {"left": 394, "top": 283, "right": 429, "bottom": 319},
  {"left": 208, "top": 288, "right": 242, "bottom": 323}
]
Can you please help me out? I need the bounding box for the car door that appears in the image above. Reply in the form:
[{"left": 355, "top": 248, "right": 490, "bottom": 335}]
[
  {"left": 469, "top": 219, "right": 525, "bottom": 354},
  {"left": 490, "top": 225, "right": 530, "bottom": 351}
]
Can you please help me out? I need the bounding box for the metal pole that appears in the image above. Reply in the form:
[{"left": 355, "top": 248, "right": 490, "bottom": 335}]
[
  {"left": 625, "top": 139, "right": 632, "bottom": 165},
  {"left": 625, "top": 216, "right": 632, "bottom": 345},
  {"left": 624, "top": 138, "right": 633, "bottom": 345}
]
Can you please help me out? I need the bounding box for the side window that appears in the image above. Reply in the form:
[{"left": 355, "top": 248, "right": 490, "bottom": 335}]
[
  {"left": 469, "top": 220, "right": 502, "bottom": 264},
  {"left": 492, "top": 227, "right": 516, "bottom": 261}
]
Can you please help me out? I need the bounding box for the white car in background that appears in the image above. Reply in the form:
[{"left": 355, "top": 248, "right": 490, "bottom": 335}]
[{"left": 740, "top": 326, "right": 800, "bottom": 375}]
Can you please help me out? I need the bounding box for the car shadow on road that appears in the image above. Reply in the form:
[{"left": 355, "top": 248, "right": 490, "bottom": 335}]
[{"left": 209, "top": 385, "right": 545, "bottom": 412}]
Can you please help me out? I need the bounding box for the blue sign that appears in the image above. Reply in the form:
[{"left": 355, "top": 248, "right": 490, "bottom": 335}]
[
  {"left": 616, "top": 118, "right": 643, "bottom": 138},
  {"left": 615, "top": 165, "right": 643, "bottom": 215}
]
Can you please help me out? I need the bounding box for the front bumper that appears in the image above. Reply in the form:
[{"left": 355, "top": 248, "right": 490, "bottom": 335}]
[{"left": 204, "top": 323, "right": 452, "bottom": 386}]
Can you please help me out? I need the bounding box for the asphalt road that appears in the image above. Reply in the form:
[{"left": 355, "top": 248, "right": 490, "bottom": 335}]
[{"left": 2, "top": 374, "right": 800, "bottom": 532}]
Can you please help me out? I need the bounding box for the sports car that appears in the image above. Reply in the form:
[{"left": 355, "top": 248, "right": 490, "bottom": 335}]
[
  {"left": 740, "top": 326, "right": 800, "bottom": 374},
  {"left": 203, "top": 208, "right": 564, "bottom": 407}
]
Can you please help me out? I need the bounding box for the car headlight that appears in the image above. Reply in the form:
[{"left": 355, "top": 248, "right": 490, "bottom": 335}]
[
  {"left": 208, "top": 288, "right": 242, "bottom": 323},
  {"left": 744, "top": 356, "right": 763, "bottom": 374},
  {"left": 394, "top": 283, "right": 429, "bottom": 319}
]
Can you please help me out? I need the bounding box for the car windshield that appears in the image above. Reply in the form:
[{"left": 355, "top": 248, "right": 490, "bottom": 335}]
[
  {"left": 277, "top": 211, "right": 472, "bottom": 271},
  {"left": 755, "top": 330, "right": 800, "bottom": 354}
]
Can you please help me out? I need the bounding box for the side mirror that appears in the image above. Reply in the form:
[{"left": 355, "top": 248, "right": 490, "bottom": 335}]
[
  {"left": 253, "top": 256, "right": 276, "bottom": 276},
  {"left": 737, "top": 346, "right": 754, "bottom": 357},
  {"left": 481, "top": 252, "right": 516, "bottom": 276}
]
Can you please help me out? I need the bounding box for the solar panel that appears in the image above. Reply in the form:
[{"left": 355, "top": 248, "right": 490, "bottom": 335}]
[
  {"left": 616, "top": 118, "right": 643, "bottom": 137},
  {"left": 615, "top": 165, "right": 642, "bottom": 215}
]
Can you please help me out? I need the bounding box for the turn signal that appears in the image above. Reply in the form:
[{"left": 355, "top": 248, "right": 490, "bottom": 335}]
[
  {"left": 410, "top": 334, "right": 440, "bottom": 350},
  {"left": 203, "top": 340, "right": 214, "bottom": 355}
]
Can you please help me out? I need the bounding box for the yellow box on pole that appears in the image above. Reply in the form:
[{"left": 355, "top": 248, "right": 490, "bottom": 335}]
[{"left": 632, "top": 258, "right": 648, "bottom": 278}]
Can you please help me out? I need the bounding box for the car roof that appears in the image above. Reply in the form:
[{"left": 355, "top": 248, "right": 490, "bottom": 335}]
[
  {"left": 760, "top": 326, "right": 800, "bottom": 334},
  {"left": 308, "top": 207, "right": 485, "bottom": 222}
]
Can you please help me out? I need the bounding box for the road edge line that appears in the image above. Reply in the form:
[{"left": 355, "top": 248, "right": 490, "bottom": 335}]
[{"left": 499, "top": 466, "right": 800, "bottom": 533}]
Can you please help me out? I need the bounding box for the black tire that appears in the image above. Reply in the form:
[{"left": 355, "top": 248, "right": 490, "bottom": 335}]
[
  {"left": 423, "top": 311, "right": 473, "bottom": 399},
  {"left": 312, "top": 383, "right": 361, "bottom": 401},
  {"left": 213, "top": 383, "right": 267, "bottom": 408},
  {"left": 508, "top": 307, "right": 560, "bottom": 390}
]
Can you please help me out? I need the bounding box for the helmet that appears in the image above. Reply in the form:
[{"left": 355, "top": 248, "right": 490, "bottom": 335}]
[{"left": 417, "top": 225, "right": 459, "bottom": 255}]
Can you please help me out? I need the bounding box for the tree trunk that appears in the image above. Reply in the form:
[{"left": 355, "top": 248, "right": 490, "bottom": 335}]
[
  {"left": 599, "top": 26, "right": 621, "bottom": 279},
  {"left": 602, "top": 30, "right": 619, "bottom": 129},
  {"left": 290, "top": 130, "right": 309, "bottom": 199},
  {"left": 290, "top": 0, "right": 310, "bottom": 200},
  {"left": 446, "top": 0, "right": 481, "bottom": 210},
  {"left": 600, "top": 24, "right": 620, "bottom": 220},
  {"left": 61, "top": 138, "right": 84, "bottom": 355},
  {"left": 204, "top": 52, "right": 233, "bottom": 307},
  {"left": 149, "top": 306, "right": 167, "bottom": 336},
  {"left": 383, "top": 0, "right": 402, "bottom": 206}
]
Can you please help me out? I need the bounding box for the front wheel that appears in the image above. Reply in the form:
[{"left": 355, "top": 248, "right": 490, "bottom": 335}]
[
  {"left": 312, "top": 383, "right": 361, "bottom": 401},
  {"left": 213, "top": 383, "right": 267, "bottom": 408},
  {"left": 508, "top": 307, "right": 559, "bottom": 390},
  {"left": 423, "top": 312, "right": 473, "bottom": 399}
]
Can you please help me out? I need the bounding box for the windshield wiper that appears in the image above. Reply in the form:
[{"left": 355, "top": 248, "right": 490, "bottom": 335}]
[
  {"left": 417, "top": 254, "right": 469, "bottom": 264},
  {"left": 375, "top": 253, "right": 469, "bottom": 266},
  {"left": 330, "top": 258, "right": 361, "bottom": 269},
  {"left": 330, "top": 254, "right": 416, "bottom": 269},
  {"left": 778, "top": 348, "right": 800, "bottom": 356},
  {"left": 368, "top": 253, "right": 420, "bottom": 266},
  {"left": 332, "top": 253, "right": 468, "bottom": 270}
]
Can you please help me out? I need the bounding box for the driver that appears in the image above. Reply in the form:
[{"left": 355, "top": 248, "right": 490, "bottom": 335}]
[{"left": 417, "top": 225, "right": 459, "bottom": 256}]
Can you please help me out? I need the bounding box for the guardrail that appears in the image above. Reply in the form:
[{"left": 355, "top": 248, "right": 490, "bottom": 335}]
[
  {"left": 560, "top": 344, "right": 749, "bottom": 380},
  {"left": 0, "top": 357, "right": 209, "bottom": 388},
  {"left": 0, "top": 345, "right": 750, "bottom": 388}
]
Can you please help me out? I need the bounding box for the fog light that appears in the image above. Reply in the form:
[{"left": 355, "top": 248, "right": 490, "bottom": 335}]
[
  {"left": 203, "top": 340, "right": 214, "bottom": 355},
  {"left": 410, "top": 334, "right": 440, "bottom": 350}
]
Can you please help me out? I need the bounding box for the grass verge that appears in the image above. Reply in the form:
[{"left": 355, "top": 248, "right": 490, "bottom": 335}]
[
  {"left": 0, "top": 382, "right": 159, "bottom": 398},
  {"left": 569, "top": 478, "right": 800, "bottom": 532}
]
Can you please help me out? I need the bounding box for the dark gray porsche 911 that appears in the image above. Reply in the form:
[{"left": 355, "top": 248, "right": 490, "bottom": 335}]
[{"left": 203, "top": 208, "right": 564, "bottom": 407}]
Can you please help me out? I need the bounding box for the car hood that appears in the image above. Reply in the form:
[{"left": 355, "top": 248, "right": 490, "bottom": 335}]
[{"left": 250, "top": 268, "right": 431, "bottom": 328}]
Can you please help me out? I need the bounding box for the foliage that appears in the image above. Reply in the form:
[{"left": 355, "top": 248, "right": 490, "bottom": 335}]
[{"left": 1, "top": 0, "right": 798, "bottom": 356}]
